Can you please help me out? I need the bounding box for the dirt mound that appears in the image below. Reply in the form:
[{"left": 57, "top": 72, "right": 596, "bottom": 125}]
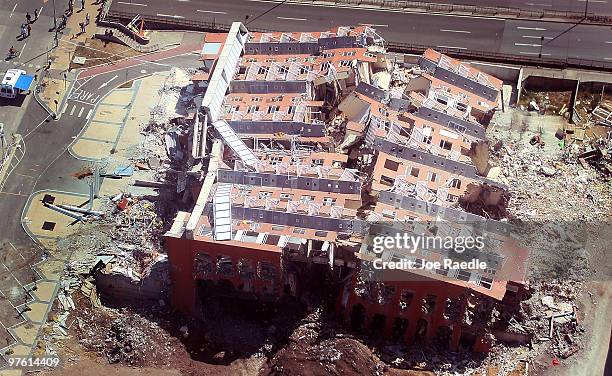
[
  {"left": 261, "top": 337, "right": 384, "bottom": 376},
  {"left": 75, "top": 306, "right": 181, "bottom": 367}
]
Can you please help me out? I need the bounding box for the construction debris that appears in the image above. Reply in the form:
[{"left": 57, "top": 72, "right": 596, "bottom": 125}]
[{"left": 39, "top": 24, "right": 612, "bottom": 376}]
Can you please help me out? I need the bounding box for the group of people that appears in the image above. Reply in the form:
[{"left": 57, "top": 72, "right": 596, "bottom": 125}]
[
  {"left": 19, "top": 9, "right": 39, "bottom": 39},
  {"left": 58, "top": 0, "right": 90, "bottom": 34},
  {"left": 12, "top": 0, "right": 95, "bottom": 58},
  {"left": 67, "top": 0, "right": 87, "bottom": 14}
]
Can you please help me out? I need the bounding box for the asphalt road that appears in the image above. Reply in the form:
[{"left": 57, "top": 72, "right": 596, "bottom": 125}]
[
  {"left": 110, "top": 0, "right": 612, "bottom": 63},
  {"left": 0, "top": 0, "right": 64, "bottom": 136},
  {"left": 429, "top": 0, "right": 612, "bottom": 15}
]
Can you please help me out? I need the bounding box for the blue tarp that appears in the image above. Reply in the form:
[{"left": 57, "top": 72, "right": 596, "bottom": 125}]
[
  {"left": 14, "top": 74, "right": 34, "bottom": 91},
  {"left": 112, "top": 166, "right": 134, "bottom": 177}
]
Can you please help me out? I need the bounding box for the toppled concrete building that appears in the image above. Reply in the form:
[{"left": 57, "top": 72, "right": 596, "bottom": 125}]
[{"left": 161, "top": 23, "right": 528, "bottom": 353}]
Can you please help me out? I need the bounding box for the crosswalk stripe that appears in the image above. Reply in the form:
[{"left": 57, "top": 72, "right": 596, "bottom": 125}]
[
  {"left": 78, "top": 107, "right": 84, "bottom": 117},
  {"left": 69, "top": 105, "right": 76, "bottom": 116},
  {"left": 60, "top": 103, "right": 68, "bottom": 115},
  {"left": 86, "top": 109, "right": 93, "bottom": 120}
]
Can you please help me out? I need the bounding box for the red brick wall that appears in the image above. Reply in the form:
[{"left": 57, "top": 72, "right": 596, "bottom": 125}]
[
  {"left": 164, "top": 236, "right": 283, "bottom": 316},
  {"left": 340, "top": 275, "right": 488, "bottom": 351}
]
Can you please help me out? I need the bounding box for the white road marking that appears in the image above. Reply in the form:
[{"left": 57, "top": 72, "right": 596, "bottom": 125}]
[
  {"left": 71, "top": 99, "right": 97, "bottom": 106},
  {"left": 117, "top": 1, "right": 147, "bottom": 6},
  {"left": 229, "top": 0, "right": 508, "bottom": 21},
  {"left": 519, "top": 51, "right": 551, "bottom": 56},
  {"left": 436, "top": 45, "right": 467, "bottom": 50},
  {"left": 9, "top": 4, "right": 17, "bottom": 18},
  {"left": 19, "top": 43, "right": 26, "bottom": 58},
  {"left": 60, "top": 103, "right": 68, "bottom": 115},
  {"left": 517, "top": 26, "right": 547, "bottom": 31},
  {"left": 578, "top": 0, "right": 607, "bottom": 3},
  {"left": 74, "top": 76, "right": 93, "bottom": 91},
  {"left": 604, "top": 57, "right": 612, "bottom": 60},
  {"left": 86, "top": 109, "right": 93, "bottom": 120},
  {"left": 525, "top": 2, "right": 552, "bottom": 6},
  {"left": 196, "top": 10, "right": 227, "bottom": 14},
  {"left": 359, "top": 23, "right": 388, "bottom": 27},
  {"left": 523, "top": 35, "right": 552, "bottom": 39},
  {"left": 515, "top": 42, "right": 542, "bottom": 47},
  {"left": 8, "top": 242, "right": 25, "bottom": 261},
  {"left": 157, "top": 13, "right": 185, "bottom": 18},
  {"left": 98, "top": 74, "right": 118, "bottom": 90},
  {"left": 606, "top": 41, "right": 612, "bottom": 44},
  {"left": 276, "top": 16, "right": 307, "bottom": 21},
  {"left": 78, "top": 107, "right": 84, "bottom": 117},
  {"left": 440, "top": 29, "right": 471, "bottom": 34},
  {"left": 70, "top": 105, "right": 76, "bottom": 116}
]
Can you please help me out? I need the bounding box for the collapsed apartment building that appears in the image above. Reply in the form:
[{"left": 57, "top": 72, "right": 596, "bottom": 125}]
[{"left": 163, "top": 23, "right": 529, "bottom": 353}]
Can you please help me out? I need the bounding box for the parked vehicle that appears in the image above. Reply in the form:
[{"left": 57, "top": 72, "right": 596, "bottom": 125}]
[{"left": 0, "top": 69, "right": 34, "bottom": 98}]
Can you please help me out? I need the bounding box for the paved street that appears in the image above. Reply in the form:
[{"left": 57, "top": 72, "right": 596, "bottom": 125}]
[
  {"left": 427, "top": 0, "right": 612, "bottom": 15},
  {"left": 0, "top": 0, "right": 61, "bottom": 137},
  {"left": 110, "top": 0, "right": 612, "bottom": 63}
]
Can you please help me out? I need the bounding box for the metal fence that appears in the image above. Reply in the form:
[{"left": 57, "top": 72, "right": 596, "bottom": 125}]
[
  {"left": 304, "top": 0, "right": 612, "bottom": 24},
  {"left": 385, "top": 42, "right": 612, "bottom": 72},
  {"left": 105, "top": 10, "right": 612, "bottom": 72}
]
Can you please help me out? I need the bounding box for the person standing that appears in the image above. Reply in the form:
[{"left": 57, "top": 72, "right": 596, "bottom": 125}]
[
  {"left": 27, "top": 24, "right": 32, "bottom": 37},
  {"left": 20, "top": 24, "right": 26, "bottom": 38},
  {"left": 81, "top": 0, "right": 85, "bottom": 11},
  {"left": 26, "top": 12, "right": 31, "bottom": 24},
  {"left": 34, "top": 8, "right": 39, "bottom": 21},
  {"left": 79, "top": 22, "right": 85, "bottom": 34},
  {"left": 85, "top": 13, "right": 90, "bottom": 25},
  {"left": 68, "top": 0, "right": 73, "bottom": 13}
]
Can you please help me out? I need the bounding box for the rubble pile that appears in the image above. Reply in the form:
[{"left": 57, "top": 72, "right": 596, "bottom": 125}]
[
  {"left": 151, "top": 67, "right": 195, "bottom": 124},
  {"left": 489, "top": 129, "right": 612, "bottom": 221},
  {"left": 261, "top": 309, "right": 386, "bottom": 376},
  {"left": 102, "top": 194, "right": 166, "bottom": 258},
  {"left": 75, "top": 306, "right": 179, "bottom": 366},
  {"left": 389, "top": 63, "right": 419, "bottom": 93}
]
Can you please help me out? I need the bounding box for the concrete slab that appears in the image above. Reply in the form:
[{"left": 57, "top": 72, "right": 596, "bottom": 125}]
[
  {"left": 6, "top": 343, "right": 32, "bottom": 356},
  {"left": 0, "top": 369, "right": 23, "bottom": 376},
  {"left": 22, "top": 302, "right": 49, "bottom": 324},
  {"left": 30, "top": 281, "right": 58, "bottom": 303},
  {"left": 82, "top": 121, "right": 121, "bottom": 142},
  {"left": 35, "top": 260, "right": 66, "bottom": 282},
  {"left": 23, "top": 192, "right": 89, "bottom": 240},
  {"left": 101, "top": 90, "right": 134, "bottom": 106},
  {"left": 71, "top": 138, "right": 114, "bottom": 160},
  {"left": 11, "top": 322, "right": 41, "bottom": 346},
  {"left": 92, "top": 107, "right": 128, "bottom": 124}
]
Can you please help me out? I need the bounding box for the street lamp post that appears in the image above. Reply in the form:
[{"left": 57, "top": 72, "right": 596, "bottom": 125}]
[
  {"left": 52, "top": 0, "right": 57, "bottom": 29},
  {"left": 0, "top": 123, "right": 5, "bottom": 162},
  {"left": 538, "top": 36, "right": 544, "bottom": 59}
]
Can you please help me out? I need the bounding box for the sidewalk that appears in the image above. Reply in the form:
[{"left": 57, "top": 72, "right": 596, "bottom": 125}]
[{"left": 39, "top": 1, "right": 106, "bottom": 117}]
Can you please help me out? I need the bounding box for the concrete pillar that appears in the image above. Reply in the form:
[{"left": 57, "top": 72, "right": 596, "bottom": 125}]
[
  {"left": 569, "top": 79, "right": 581, "bottom": 124},
  {"left": 516, "top": 68, "right": 524, "bottom": 104},
  {"left": 450, "top": 324, "right": 461, "bottom": 351}
]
